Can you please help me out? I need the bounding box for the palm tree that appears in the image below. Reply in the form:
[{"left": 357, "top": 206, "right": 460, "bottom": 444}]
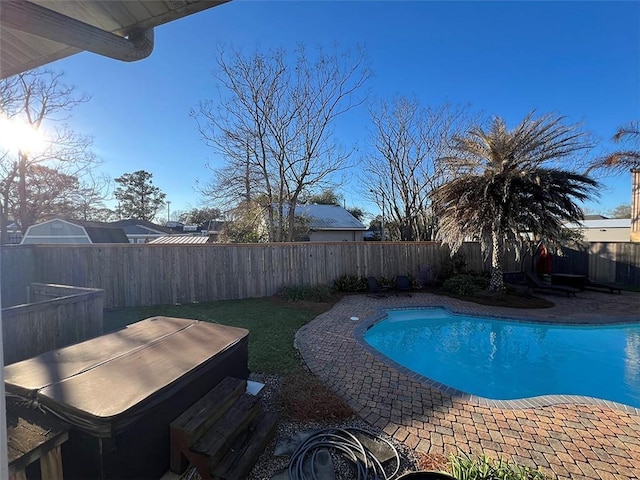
[
  {"left": 588, "top": 121, "right": 640, "bottom": 173},
  {"left": 432, "top": 113, "right": 599, "bottom": 292}
]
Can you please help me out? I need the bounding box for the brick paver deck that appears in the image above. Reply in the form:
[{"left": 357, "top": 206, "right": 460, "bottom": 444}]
[{"left": 295, "top": 291, "right": 640, "bottom": 479}]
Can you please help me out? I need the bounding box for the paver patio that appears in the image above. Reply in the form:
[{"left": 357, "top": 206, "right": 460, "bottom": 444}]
[{"left": 295, "top": 290, "right": 640, "bottom": 479}]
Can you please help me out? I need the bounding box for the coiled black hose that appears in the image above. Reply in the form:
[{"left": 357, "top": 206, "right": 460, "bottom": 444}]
[{"left": 287, "top": 427, "right": 401, "bottom": 480}]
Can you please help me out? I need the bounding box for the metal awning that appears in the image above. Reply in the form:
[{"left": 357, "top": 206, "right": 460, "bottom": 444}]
[{"left": 0, "top": 0, "right": 228, "bottom": 79}]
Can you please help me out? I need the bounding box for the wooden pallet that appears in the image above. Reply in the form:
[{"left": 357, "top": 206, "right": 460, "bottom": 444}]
[{"left": 170, "top": 377, "right": 276, "bottom": 480}]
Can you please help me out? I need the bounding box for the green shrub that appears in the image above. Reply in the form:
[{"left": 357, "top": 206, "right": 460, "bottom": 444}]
[
  {"left": 333, "top": 275, "right": 367, "bottom": 292},
  {"left": 450, "top": 453, "right": 548, "bottom": 480},
  {"left": 305, "top": 284, "right": 333, "bottom": 302},
  {"left": 442, "top": 274, "right": 488, "bottom": 296},
  {"left": 280, "top": 284, "right": 332, "bottom": 302},
  {"left": 439, "top": 252, "right": 468, "bottom": 282}
]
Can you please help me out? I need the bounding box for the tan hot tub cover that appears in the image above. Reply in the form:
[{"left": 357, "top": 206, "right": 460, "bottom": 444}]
[{"left": 4, "top": 316, "right": 249, "bottom": 437}]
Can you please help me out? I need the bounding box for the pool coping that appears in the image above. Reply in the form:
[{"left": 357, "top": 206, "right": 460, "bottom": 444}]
[{"left": 353, "top": 304, "right": 640, "bottom": 417}]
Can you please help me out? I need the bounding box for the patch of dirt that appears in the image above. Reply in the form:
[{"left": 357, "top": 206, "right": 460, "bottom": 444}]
[
  {"left": 416, "top": 452, "right": 450, "bottom": 472},
  {"left": 263, "top": 293, "right": 345, "bottom": 314},
  {"left": 265, "top": 285, "right": 554, "bottom": 311},
  {"left": 276, "top": 369, "right": 355, "bottom": 423},
  {"left": 465, "top": 290, "right": 555, "bottom": 309},
  {"left": 419, "top": 286, "right": 554, "bottom": 309}
]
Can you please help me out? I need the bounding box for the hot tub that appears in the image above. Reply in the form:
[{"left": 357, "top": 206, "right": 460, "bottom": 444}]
[{"left": 4, "top": 316, "right": 249, "bottom": 479}]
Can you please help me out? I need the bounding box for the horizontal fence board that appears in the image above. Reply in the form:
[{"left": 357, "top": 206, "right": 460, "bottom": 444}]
[{"left": 1, "top": 241, "right": 638, "bottom": 309}]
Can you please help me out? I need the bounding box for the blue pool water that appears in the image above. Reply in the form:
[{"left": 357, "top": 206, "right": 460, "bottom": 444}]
[{"left": 364, "top": 308, "right": 640, "bottom": 408}]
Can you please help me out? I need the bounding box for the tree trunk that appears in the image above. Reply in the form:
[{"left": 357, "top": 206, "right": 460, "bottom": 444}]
[
  {"left": 266, "top": 204, "right": 275, "bottom": 242},
  {"left": 0, "top": 202, "right": 6, "bottom": 245},
  {"left": 17, "top": 151, "right": 27, "bottom": 232},
  {"left": 489, "top": 227, "right": 505, "bottom": 292}
]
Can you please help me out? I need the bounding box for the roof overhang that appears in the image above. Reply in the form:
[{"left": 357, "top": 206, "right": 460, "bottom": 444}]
[{"left": 0, "top": 0, "right": 228, "bottom": 79}]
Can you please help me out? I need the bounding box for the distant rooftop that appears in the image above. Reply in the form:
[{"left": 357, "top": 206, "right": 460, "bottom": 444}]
[
  {"left": 148, "top": 236, "right": 210, "bottom": 245},
  {"left": 109, "top": 219, "right": 173, "bottom": 235},
  {"left": 295, "top": 204, "right": 366, "bottom": 230}
]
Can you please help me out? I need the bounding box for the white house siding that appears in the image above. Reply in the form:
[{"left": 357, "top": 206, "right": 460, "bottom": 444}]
[
  {"left": 309, "top": 230, "right": 365, "bottom": 242},
  {"left": 21, "top": 219, "right": 90, "bottom": 244},
  {"left": 565, "top": 219, "right": 632, "bottom": 243},
  {"left": 580, "top": 227, "right": 631, "bottom": 243}
]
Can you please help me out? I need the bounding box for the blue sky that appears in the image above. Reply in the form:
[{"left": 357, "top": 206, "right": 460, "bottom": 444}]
[{"left": 50, "top": 1, "right": 639, "bottom": 220}]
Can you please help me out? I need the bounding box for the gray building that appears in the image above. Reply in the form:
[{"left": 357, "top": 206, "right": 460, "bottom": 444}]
[{"left": 20, "top": 219, "right": 129, "bottom": 244}]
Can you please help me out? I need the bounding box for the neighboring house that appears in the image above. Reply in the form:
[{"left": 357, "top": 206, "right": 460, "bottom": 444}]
[
  {"left": 148, "top": 235, "right": 212, "bottom": 245},
  {"left": 294, "top": 204, "right": 367, "bottom": 241},
  {"left": 164, "top": 220, "right": 225, "bottom": 242},
  {"left": 21, "top": 218, "right": 129, "bottom": 244},
  {"left": 164, "top": 221, "right": 203, "bottom": 234},
  {"left": 565, "top": 218, "right": 632, "bottom": 242},
  {"left": 363, "top": 227, "right": 386, "bottom": 241},
  {"left": 4, "top": 221, "right": 22, "bottom": 244},
  {"left": 108, "top": 219, "right": 173, "bottom": 244}
]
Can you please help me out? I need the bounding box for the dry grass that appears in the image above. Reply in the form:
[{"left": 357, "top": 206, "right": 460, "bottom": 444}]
[{"left": 277, "top": 369, "right": 355, "bottom": 423}]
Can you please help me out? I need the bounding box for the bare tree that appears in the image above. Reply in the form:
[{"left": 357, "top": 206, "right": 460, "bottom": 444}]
[
  {"left": 64, "top": 173, "right": 114, "bottom": 221},
  {"left": 178, "top": 206, "right": 222, "bottom": 225},
  {"left": 7, "top": 165, "right": 79, "bottom": 228},
  {"left": 609, "top": 203, "right": 632, "bottom": 219},
  {"left": 194, "top": 44, "right": 371, "bottom": 241},
  {"left": 0, "top": 69, "right": 98, "bottom": 241},
  {"left": 220, "top": 200, "right": 268, "bottom": 243},
  {"left": 363, "top": 98, "right": 476, "bottom": 241}
]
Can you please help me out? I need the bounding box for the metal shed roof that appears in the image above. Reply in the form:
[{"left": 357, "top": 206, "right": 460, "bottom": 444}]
[
  {"left": 0, "top": 0, "right": 228, "bottom": 79},
  {"left": 295, "top": 204, "right": 367, "bottom": 231},
  {"left": 148, "top": 235, "right": 210, "bottom": 244}
]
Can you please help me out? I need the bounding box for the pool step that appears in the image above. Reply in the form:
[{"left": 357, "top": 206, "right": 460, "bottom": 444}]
[{"left": 169, "top": 376, "right": 275, "bottom": 480}]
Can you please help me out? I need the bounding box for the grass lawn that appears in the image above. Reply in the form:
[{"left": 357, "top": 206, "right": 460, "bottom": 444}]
[
  {"left": 101, "top": 289, "right": 560, "bottom": 428},
  {"left": 103, "top": 288, "right": 553, "bottom": 373},
  {"left": 103, "top": 296, "right": 338, "bottom": 374}
]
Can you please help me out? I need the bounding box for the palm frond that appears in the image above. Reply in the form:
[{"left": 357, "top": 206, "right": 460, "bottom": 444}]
[
  {"left": 587, "top": 151, "right": 640, "bottom": 174},
  {"left": 612, "top": 121, "right": 640, "bottom": 142}
]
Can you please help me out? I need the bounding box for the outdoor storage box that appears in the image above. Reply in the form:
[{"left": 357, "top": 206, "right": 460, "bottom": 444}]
[{"left": 4, "top": 316, "right": 249, "bottom": 479}]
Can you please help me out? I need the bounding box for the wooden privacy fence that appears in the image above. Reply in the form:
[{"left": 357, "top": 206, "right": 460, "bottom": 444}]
[
  {"left": 552, "top": 243, "right": 640, "bottom": 285},
  {"left": 2, "top": 242, "right": 504, "bottom": 308},
  {"left": 2, "top": 283, "right": 104, "bottom": 364},
  {"left": 1, "top": 242, "right": 637, "bottom": 309},
  {"left": 1, "top": 245, "right": 36, "bottom": 307},
  {"left": 588, "top": 242, "right": 640, "bottom": 285}
]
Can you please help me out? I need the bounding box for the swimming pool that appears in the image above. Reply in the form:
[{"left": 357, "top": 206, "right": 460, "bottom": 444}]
[{"left": 364, "top": 307, "right": 640, "bottom": 408}]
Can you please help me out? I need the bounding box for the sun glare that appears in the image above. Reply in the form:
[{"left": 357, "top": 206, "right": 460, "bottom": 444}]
[{"left": 0, "top": 116, "right": 47, "bottom": 155}]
